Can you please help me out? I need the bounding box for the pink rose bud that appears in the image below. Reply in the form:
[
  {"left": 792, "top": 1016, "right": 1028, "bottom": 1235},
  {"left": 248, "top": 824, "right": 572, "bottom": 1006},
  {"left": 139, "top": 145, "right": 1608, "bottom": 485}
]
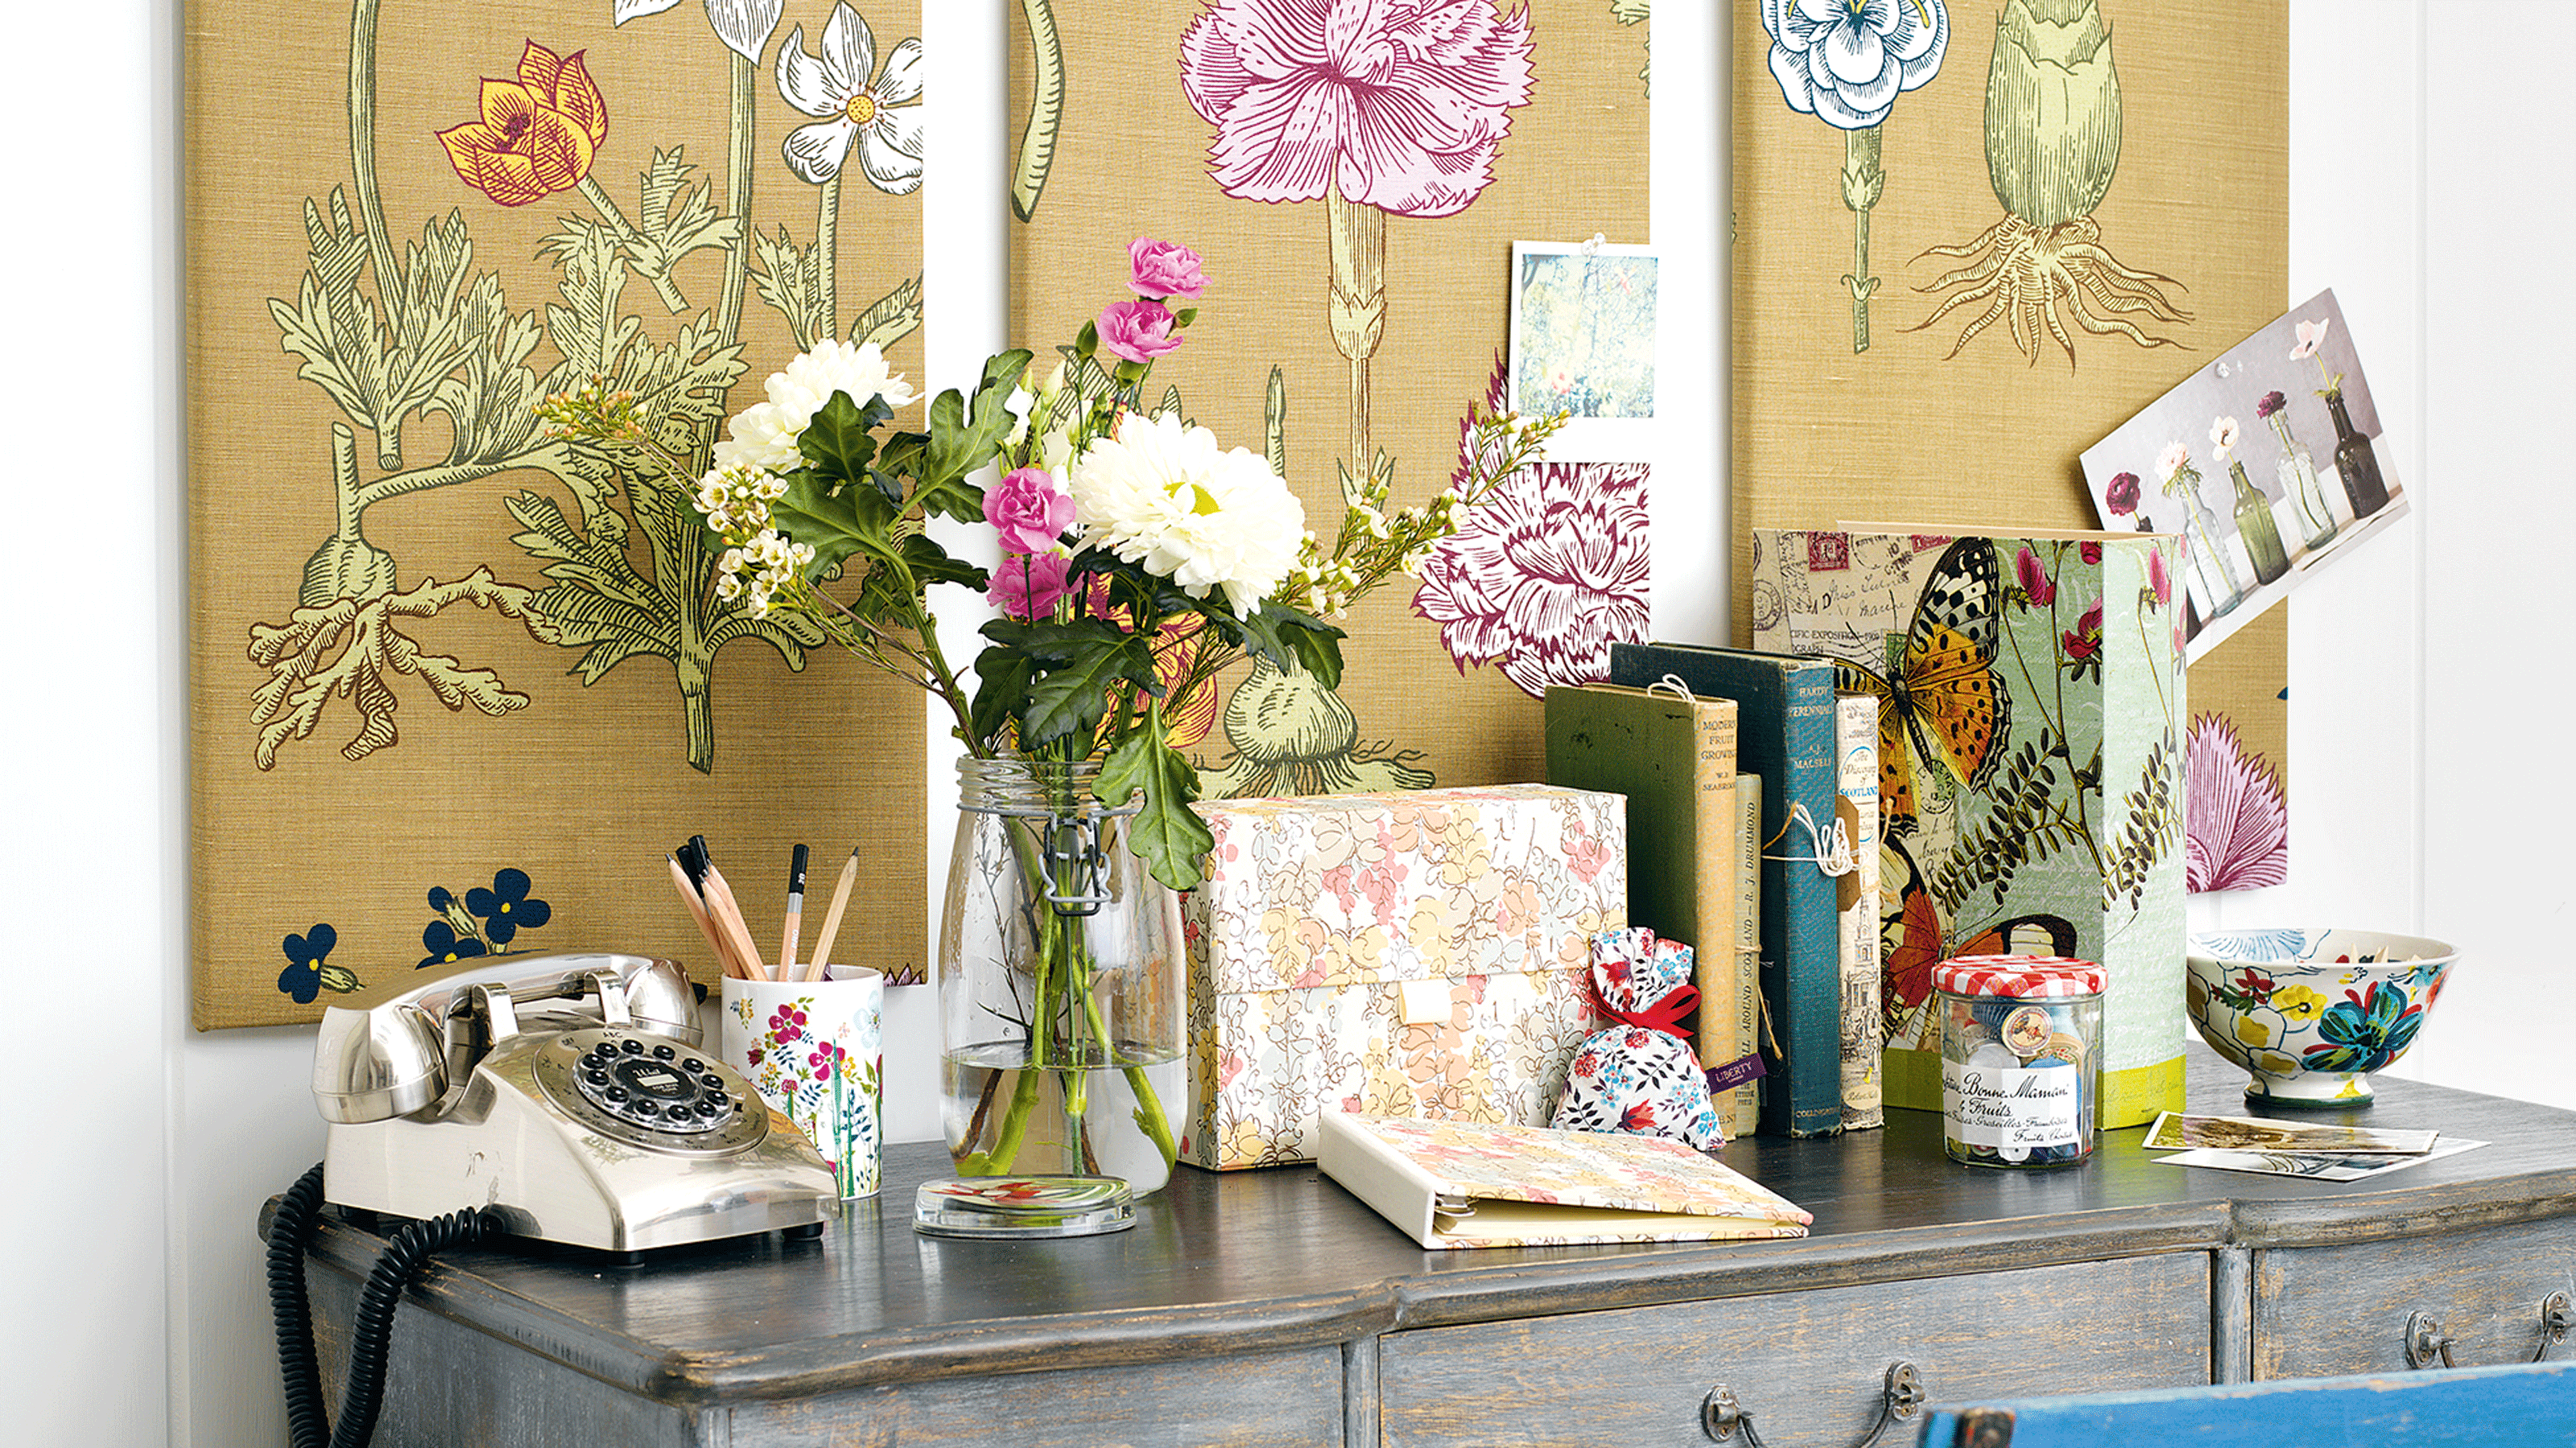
[
  {"left": 985, "top": 466, "right": 1075, "bottom": 555},
  {"left": 1098, "top": 299, "right": 1184, "bottom": 363},
  {"left": 1128, "top": 237, "right": 1208, "bottom": 300},
  {"left": 986, "top": 551, "right": 1072, "bottom": 621}
]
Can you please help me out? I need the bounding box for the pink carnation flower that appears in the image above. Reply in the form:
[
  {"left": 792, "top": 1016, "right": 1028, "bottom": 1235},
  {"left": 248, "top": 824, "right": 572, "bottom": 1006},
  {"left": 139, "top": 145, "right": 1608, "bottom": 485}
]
[
  {"left": 1128, "top": 237, "right": 1208, "bottom": 299},
  {"left": 986, "top": 551, "right": 1071, "bottom": 621},
  {"left": 2186, "top": 712, "right": 2287, "bottom": 892},
  {"left": 1180, "top": 0, "right": 1535, "bottom": 219},
  {"left": 1412, "top": 459, "right": 1652, "bottom": 698},
  {"left": 1097, "top": 299, "right": 1183, "bottom": 363},
  {"left": 985, "top": 466, "right": 1074, "bottom": 554}
]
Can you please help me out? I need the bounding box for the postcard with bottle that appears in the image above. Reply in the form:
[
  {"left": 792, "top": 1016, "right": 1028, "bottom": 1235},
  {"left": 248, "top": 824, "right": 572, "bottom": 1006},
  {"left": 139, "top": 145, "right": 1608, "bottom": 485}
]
[{"left": 2079, "top": 289, "right": 2409, "bottom": 662}]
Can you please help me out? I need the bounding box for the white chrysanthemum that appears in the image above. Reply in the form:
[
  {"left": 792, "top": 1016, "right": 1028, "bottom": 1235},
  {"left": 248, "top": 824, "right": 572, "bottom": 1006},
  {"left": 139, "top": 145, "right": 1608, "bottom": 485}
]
[
  {"left": 1068, "top": 411, "right": 1304, "bottom": 617},
  {"left": 712, "top": 339, "right": 919, "bottom": 472}
]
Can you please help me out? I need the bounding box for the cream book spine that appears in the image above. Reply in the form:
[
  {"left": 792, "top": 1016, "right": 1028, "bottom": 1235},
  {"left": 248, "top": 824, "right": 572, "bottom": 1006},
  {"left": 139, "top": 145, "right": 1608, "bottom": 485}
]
[{"left": 1835, "top": 694, "right": 1885, "bottom": 1130}]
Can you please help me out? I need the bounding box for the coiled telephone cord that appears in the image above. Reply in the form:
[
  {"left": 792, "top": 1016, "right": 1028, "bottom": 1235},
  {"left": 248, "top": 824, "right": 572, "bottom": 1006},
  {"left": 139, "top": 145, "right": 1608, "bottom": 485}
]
[{"left": 267, "top": 1162, "right": 498, "bottom": 1448}]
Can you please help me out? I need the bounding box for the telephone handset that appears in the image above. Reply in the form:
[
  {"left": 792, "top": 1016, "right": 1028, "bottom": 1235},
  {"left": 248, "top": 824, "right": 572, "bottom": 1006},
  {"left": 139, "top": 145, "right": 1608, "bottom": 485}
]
[{"left": 312, "top": 951, "right": 835, "bottom": 1254}]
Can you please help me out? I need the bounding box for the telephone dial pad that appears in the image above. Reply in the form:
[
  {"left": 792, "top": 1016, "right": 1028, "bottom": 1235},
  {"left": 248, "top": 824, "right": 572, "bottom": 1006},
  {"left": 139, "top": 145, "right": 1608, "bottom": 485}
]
[{"left": 531, "top": 1027, "right": 769, "bottom": 1155}]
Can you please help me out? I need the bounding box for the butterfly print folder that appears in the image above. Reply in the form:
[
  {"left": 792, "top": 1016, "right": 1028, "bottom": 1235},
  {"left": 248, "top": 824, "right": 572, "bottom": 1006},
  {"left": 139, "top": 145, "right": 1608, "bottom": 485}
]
[
  {"left": 1316, "top": 1112, "right": 1811, "bottom": 1250},
  {"left": 1750, "top": 529, "right": 2189, "bottom": 1127}
]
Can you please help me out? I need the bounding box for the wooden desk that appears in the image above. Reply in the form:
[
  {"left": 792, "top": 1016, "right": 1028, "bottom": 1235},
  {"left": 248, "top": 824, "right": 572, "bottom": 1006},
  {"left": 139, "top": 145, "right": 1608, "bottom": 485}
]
[{"left": 280, "top": 1054, "right": 2576, "bottom": 1446}]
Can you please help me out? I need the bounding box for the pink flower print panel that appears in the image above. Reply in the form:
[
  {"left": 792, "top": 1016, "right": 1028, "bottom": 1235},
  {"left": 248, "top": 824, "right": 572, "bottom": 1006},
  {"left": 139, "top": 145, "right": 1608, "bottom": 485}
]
[
  {"left": 1180, "top": 0, "right": 1536, "bottom": 218},
  {"left": 1413, "top": 460, "right": 1651, "bottom": 698}
]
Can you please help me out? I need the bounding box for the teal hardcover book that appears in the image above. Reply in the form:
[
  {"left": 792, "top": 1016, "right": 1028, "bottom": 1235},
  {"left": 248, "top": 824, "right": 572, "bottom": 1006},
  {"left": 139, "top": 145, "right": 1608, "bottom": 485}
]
[{"left": 1608, "top": 643, "right": 1843, "bottom": 1139}]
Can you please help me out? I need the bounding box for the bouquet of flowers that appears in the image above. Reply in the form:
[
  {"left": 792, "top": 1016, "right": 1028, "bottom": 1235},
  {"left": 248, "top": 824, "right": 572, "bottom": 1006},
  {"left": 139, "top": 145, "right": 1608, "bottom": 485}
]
[
  {"left": 544, "top": 238, "right": 1557, "bottom": 1180},
  {"left": 543, "top": 236, "right": 1555, "bottom": 892}
]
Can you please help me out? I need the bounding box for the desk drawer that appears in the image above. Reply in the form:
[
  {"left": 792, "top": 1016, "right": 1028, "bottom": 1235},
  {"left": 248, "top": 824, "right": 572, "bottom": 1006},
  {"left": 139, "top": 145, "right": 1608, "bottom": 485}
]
[
  {"left": 1381, "top": 1253, "right": 2210, "bottom": 1448},
  {"left": 2256, "top": 1215, "right": 2576, "bottom": 1379},
  {"left": 733, "top": 1347, "right": 1349, "bottom": 1447}
]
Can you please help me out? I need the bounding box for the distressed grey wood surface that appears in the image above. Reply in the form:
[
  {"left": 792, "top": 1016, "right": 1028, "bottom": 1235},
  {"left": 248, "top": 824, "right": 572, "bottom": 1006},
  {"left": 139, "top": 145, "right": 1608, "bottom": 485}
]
[
  {"left": 1381, "top": 1253, "right": 2211, "bottom": 1448},
  {"left": 273, "top": 1050, "right": 2576, "bottom": 1445},
  {"left": 2254, "top": 1213, "right": 2576, "bottom": 1380}
]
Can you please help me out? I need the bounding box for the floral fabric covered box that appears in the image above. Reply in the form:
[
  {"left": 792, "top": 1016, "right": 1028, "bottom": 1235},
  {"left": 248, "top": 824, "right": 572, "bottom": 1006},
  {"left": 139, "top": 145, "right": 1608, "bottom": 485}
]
[{"left": 1180, "top": 785, "right": 1626, "bottom": 1170}]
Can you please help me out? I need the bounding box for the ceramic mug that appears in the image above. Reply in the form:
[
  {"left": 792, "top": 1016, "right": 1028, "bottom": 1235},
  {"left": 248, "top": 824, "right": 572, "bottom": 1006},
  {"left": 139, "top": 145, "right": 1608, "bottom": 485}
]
[{"left": 720, "top": 966, "right": 884, "bottom": 1198}]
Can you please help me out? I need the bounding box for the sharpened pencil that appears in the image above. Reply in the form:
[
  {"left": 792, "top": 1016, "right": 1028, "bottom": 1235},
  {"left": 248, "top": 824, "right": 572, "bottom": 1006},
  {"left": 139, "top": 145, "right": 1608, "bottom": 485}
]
[
  {"left": 803, "top": 845, "right": 862, "bottom": 982},
  {"left": 695, "top": 848, "right": 771, "bottom": 982},
  {"left": 667, "top": 852, "right": 747, "bottom": 980}
]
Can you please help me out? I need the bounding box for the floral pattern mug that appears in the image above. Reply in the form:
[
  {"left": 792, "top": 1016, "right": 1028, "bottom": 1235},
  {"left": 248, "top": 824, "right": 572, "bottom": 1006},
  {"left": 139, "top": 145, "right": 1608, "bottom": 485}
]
[{"left": 720, "top": 967, "right": 884, "bottom": 1198}]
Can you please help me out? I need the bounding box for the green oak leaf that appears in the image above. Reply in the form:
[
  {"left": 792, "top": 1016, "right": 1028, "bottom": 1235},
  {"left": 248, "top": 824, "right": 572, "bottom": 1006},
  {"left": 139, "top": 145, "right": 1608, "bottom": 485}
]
[
  {"left": 799, "top": 389, "right": 897, "bottom": 497},
  {"left": 1099, "top": 719, "right": 1214, "bottom": 893}
]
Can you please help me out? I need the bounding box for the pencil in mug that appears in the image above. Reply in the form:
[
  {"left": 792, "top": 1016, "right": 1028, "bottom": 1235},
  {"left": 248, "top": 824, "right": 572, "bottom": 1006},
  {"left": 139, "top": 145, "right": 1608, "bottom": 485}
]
[
  {"left": 803, "top": 845, "right": 861, "bottom": 982},
  {"left": 778, "top": 843, "right": 808, "bottom": 978},
  {"left": 666, "top": 852, "right": 745, "bottom": 980},
  {"left": 688, "top": 836, "right": 771, "bottom": 982}
]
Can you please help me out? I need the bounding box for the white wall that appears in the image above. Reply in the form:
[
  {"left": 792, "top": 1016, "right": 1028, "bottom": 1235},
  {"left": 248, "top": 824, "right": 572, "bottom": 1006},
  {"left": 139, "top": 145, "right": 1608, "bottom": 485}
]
[{"left": 3, "top": 2, "right": 2560, "bottom": 1443}]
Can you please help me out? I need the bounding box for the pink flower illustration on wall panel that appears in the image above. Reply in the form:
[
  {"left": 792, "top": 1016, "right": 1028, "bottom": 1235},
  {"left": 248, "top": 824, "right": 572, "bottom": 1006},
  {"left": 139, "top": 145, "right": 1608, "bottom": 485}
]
[
  {"left": 1412, "top": 460, "right": 1650, "bottom": 698},
  {"left": 1180, "top": 0, "right": 1536, "bottom": 468},
  {"left": 2186, "top": 712, "right": 2287, "bottom": 893},
  {"left": 1180, "top": 0, "right": 1536, "bottom": 218}
]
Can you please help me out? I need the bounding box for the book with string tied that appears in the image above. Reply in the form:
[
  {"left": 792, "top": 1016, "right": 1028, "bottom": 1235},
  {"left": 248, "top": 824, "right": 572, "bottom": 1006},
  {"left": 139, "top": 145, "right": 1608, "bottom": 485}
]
[
  {"left": 1316, "top": 1112, "right": 1812, "bottom": 1251},
  {"left": 1608, "top": 643, "right": 1845, "bottom": 1138}
]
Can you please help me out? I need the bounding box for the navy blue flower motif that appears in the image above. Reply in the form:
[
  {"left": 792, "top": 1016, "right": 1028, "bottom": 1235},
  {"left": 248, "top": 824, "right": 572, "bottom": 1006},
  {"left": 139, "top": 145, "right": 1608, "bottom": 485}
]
[
  {"left": 2301, "top": 981, "right": 2423, "bottom": 1075},
  {"left": 465, "top": 868, "right": 552, "bottom": 946},
  {"left": 279, "top": 923, "right": 339, "bottom": 1004},
  {"left": 419, "top": 919, "right": 489, "bottom": 971}
]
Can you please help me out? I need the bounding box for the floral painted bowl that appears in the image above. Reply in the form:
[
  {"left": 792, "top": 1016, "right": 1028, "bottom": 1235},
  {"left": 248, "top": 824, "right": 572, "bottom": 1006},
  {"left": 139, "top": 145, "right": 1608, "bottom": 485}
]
[{"left": 2185, "top": 929, "right": 2457, "bottom": 1107}]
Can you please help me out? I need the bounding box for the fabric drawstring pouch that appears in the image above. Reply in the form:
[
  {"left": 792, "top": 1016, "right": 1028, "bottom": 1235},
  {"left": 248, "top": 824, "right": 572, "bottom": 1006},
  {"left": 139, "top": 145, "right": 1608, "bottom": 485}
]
[{"left": 1550, "top": 927, "right": 1725, "bottom": 1150}]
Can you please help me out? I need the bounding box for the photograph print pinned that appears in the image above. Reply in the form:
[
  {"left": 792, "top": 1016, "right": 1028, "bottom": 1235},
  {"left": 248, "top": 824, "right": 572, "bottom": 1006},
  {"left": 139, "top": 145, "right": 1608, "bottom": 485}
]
[{"left": 1509, "top": 239, "right": 1658, "bottom": 461}]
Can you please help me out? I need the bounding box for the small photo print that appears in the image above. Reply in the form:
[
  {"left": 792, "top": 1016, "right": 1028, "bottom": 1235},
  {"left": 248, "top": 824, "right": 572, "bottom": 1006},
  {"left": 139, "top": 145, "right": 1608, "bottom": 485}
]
[
  {"left": 2159, "top": 1140, "right": 2483, "bottom": 1183},
  {"left": 2141, "top": 1111, "right": 2438, "bottom": 1157},
  {"left": 1509, "top": 241, "right": 1658, "bottom": 423}
]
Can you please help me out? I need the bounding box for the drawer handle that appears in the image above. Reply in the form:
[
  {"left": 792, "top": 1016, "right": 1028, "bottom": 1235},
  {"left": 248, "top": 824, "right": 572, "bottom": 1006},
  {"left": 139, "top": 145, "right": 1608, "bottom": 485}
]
[
  {"left": 1702, "top": 1361, "right": 1924, "bottom": 1447},
  {"left": 2403, "top": 1292, "right": 2574, "bottom": 1369}
]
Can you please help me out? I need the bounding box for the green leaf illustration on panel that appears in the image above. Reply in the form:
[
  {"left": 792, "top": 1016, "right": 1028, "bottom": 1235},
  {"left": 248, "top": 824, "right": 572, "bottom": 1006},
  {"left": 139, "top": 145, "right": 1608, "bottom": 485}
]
[
  {"left": 1907, "top": 0, "right": 2190, "bottom": 365},
  {"left": 250, "top": 0, "right": 924, "bottom": 773}
]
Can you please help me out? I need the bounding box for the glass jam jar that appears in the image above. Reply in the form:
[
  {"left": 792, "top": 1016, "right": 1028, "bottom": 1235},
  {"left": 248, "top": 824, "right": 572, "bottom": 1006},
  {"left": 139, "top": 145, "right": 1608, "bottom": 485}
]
[{"left": 1934, "top": 955, "right": 2104, "bottom": 1168}]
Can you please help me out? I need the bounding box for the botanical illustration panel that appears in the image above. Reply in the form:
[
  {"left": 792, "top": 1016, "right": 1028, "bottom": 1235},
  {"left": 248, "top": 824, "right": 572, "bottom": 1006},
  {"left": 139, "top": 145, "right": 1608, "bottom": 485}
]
[
  {"left": 1732, "top": 0, "right": 2292, "bottom": 891},
  {"left": 1008, "top": 0, "right": 1656, "bottom": 798},
  {"left": 188, "top": 0, "right": 927, "bottom": 1026}
]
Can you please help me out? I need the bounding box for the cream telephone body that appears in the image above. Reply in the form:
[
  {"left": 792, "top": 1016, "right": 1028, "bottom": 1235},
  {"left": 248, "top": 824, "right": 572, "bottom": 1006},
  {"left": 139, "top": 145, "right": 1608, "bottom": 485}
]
[{"left": 312, "top": 952, "right": 836, "bottom": 1253}]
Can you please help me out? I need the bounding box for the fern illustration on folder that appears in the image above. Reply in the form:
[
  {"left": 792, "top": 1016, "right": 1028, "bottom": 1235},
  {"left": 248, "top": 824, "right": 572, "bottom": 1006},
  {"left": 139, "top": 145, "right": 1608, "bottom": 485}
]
[{"left": 1317, "top": 1112, "right": 1812, "bottom": 1250}]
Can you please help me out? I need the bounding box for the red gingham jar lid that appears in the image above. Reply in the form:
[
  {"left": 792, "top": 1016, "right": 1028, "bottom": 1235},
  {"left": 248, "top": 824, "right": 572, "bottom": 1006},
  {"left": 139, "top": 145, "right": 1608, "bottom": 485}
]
[{"left": 1930, "top": 955, "right": 2106, "bottom": 998}]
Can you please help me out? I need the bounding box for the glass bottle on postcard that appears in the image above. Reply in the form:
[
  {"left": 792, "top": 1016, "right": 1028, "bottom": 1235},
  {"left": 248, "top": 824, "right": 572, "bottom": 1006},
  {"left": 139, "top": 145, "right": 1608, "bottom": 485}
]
[
  {"left": 2229, "top": 460, "right": 2290, "bottom": 585},
  {"left": 2326, "top": 390, "right": 2391, "bottom": 520},
  {"left": 2265, "top": 405, "right": 2338, "bottom": 550},
  {"left": 2176, "top": 467, "right": 2244, "bottom": 619}
]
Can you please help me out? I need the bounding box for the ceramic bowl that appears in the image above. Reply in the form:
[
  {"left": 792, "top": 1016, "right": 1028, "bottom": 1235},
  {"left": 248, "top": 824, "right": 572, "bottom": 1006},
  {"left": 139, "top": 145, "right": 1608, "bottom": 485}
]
[{"left": 2185, "top": 928, "right": 2457, "bottom": 1107}]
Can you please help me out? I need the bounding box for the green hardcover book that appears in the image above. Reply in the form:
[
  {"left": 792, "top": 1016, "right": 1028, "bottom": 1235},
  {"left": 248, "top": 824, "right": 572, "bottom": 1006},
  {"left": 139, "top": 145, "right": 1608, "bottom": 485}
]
[
  {"left": 1543, "top": 683, "right": 1741, "bottom": 1098},
  {"left": 1608, "top": 643, "right": 1843, "bottom": 1138}
]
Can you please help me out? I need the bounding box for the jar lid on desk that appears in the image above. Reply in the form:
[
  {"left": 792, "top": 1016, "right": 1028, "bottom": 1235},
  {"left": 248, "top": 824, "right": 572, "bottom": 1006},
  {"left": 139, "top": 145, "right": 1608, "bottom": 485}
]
[{"left": 912, "top": 1175, "right": 1137, "bottom": 1239}]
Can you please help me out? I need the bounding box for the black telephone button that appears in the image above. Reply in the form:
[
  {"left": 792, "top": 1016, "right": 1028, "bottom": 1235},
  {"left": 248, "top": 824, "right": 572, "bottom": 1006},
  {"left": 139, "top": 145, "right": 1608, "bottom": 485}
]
[
  {"left": 682, "top": 1058, "right": 704, "bottom": 1074},
  {"left": 632, "top": 1100, "right": 660, "bottom": 1118},
  {"left": 584, "top": 1067, "right": 609, "bottom": 1086},
  {"left": 604, "top": 1086, "right": 630, "bottom": 1103},
  {"left": 700, "top": 1072, "right": 726, "bottom": 1091},
  {"left": 652, "top": 1044, "right": 676, "bottom": 1060},
  {"left": 620, "top": 1038, "right": 645, "bottom": 1054}
]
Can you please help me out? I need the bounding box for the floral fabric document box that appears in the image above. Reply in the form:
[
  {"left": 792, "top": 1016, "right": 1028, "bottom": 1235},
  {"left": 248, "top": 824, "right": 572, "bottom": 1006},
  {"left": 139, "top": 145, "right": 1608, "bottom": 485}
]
[{"left": 1180, "top": 785, "right": 1628, "bottom": 1170}]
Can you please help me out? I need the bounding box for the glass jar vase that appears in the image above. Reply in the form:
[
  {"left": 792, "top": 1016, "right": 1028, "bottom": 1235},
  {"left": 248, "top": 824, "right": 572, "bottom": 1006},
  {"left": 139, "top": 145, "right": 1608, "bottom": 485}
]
[{"left": 938, "top": 756, "right": 1185, "bottom": 1194}]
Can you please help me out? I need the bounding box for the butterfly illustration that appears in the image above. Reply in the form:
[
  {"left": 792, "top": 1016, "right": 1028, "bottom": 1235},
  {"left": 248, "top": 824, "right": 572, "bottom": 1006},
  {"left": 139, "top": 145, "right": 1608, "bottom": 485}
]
[
  {"left": 1834, "top": 537, "right": 2010, "bottom": 839},
  {"left": 1880, "top": 837, "right": 2078, "bottom": 1046}
]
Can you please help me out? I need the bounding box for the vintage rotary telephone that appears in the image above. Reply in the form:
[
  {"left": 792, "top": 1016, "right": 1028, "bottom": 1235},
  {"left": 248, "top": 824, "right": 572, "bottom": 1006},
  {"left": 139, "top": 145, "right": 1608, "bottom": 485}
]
[
  {"left": 308, "top": 951, "right": 837, "bottom": 1252},
  {"left": 275, "top": 952, "right": 840, "bottom": 1446}
]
